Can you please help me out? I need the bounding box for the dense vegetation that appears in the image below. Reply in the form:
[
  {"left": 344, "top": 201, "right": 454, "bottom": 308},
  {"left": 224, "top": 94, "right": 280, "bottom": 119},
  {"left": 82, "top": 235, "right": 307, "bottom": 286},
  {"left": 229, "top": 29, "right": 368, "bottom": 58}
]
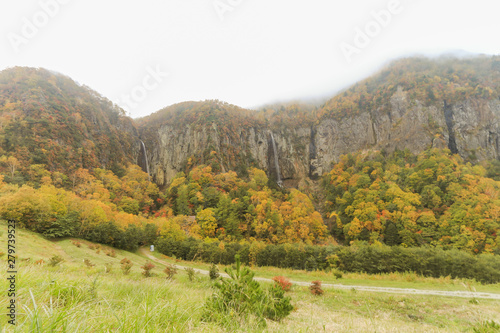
[
  {"left": 0, "top": 165, "right": 161, "bottom": 250},
  {"left": 0, "top": 67, "right": 137, "bottom": 178},
  {"left": 323, "top": 148, "right": 500, "bottom": 254},
  {"left": 0, "top": 159, "right": 329, "bottom": 251},
  {"left": 162, "top": 165, "right": 328, "bottom": 244}
]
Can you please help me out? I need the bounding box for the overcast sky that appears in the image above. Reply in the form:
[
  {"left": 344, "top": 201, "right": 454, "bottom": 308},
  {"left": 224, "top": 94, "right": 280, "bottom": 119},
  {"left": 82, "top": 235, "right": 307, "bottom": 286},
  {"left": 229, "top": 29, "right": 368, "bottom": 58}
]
[{"left": 1, "top": 0, "right": 499, "bottom": 118}]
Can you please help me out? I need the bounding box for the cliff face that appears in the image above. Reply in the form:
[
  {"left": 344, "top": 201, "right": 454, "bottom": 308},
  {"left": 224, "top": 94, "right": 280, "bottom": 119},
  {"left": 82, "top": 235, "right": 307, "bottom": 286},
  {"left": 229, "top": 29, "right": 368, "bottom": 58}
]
[
  {"left": 143, "top": 91, "right": 500, "bottom": 186},
  {"left": 144, "top": 124, "right": 269, "bottom": 186}
]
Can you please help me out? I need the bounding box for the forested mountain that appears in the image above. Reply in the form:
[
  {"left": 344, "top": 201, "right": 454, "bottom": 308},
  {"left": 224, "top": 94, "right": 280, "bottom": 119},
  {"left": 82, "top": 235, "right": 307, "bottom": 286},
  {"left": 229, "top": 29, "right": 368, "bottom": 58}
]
[
  {"left": 0, "top": 56, "right": 499, "bottom": 257},
  {"left": 0, "top": 67, "right": 138, "bottom": 183}
]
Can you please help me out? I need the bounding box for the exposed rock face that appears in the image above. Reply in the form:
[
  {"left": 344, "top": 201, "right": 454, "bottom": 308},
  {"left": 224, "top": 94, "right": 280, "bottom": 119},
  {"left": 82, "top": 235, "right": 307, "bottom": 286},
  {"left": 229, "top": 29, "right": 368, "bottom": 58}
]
[
  {"left": 143, "top": 91, "right": 500, "bottom": 186},
  {"left": 144, "top": 124, "right": 272, "bottom": 186}
]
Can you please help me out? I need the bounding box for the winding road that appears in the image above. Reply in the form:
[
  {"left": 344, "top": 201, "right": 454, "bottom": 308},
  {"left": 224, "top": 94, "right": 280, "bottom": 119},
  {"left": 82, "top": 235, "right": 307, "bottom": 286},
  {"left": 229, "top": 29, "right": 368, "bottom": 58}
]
[{"left": 139, "top": 248, "right": 500, "bottom": 300}]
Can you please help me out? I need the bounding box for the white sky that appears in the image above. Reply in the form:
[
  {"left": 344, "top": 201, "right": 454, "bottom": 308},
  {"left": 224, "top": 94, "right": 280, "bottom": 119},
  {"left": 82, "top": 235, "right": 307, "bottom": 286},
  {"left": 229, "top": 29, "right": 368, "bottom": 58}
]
[{"left": 1, "top": 0, "right": 499, "bottom": 118}]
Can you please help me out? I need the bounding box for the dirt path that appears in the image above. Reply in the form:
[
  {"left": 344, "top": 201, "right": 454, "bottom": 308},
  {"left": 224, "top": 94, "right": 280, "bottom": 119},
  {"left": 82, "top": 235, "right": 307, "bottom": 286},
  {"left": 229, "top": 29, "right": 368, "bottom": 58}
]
[{"left": 139, "top": 248, "right": 500, "bottom": 300}]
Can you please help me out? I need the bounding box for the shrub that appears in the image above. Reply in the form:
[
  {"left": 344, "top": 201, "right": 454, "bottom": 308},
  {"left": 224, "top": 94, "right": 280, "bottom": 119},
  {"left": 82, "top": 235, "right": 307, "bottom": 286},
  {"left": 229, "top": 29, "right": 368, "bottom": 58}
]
[
  {"left": 83, "top": 259, "right": 95, "bottom": 268},
  {"left": 202, "top": 255, "right": 293, "bottom": 327},
  {"left": 272, "top": 276, "right": 292, "bottom": 291},
  {"left": 48, "top": 255, "right": 64, "bottom": 267},
  {"left": 72, "top": 240, "right": 81, "bottom": 248},
  {"left": 209, "top": 263, "right": 219, "bottom": 280},
  {"left": 104, "top": 263, "right": 113, "bottom": 273},
  {"left": 105, "top": 249, "right": 116, "bottom": 257},
  {"left": 120, "top": 258, "right": 133, "bottom": 275},
  {"left": 185, "top": 267, "right": 196, "bottom": 281},
  {"left": 35, "top": 259, "right": 45, "bottom": 265},
  {"left": 310, "top": 280, "right": 324, "bottom": 296},
  {"left": 88, "top": 244, "right": 96, "bottom": 250},
  {"left": 331, "top": 268, "right": 343, "bottom": 279},
  {"left": 164, "top": 264, "right": 178, "bottom": 280},
  {"left": 141, "top": 261, "right": 155, "bottom": 277},
  {"left": 263, "top": 284, "right": 294, "bottom": 322}
]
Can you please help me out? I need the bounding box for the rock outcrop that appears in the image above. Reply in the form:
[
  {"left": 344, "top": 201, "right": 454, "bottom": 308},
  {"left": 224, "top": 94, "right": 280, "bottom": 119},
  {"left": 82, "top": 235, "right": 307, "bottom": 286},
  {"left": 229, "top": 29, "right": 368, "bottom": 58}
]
[{"left": 141, "top": 91, "right": 500, "bottom": 186}]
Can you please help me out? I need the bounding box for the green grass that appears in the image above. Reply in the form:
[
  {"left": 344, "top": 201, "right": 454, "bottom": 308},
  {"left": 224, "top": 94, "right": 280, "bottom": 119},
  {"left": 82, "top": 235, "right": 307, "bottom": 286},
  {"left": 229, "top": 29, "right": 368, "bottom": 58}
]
[{"left": 1, "top": 222, "right": 500, "bottom": 332}]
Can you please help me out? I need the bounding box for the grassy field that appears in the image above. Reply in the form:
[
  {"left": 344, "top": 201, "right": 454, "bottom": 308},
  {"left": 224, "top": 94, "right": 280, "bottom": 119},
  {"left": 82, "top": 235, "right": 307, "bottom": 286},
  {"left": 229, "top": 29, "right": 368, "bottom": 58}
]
[{"left": 1, "top": 222, "right": 500, "bottom": 332}]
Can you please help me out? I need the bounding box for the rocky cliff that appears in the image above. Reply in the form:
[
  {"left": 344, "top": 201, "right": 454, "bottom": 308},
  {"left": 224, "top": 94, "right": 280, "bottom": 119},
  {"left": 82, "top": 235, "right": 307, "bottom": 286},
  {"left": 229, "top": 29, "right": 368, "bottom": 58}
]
[
  {"left": 140, "top": 93, "right": 500, "bottom": 187},
  {"left": 138, "top": 57, "right": 500, "bottom": 186}
]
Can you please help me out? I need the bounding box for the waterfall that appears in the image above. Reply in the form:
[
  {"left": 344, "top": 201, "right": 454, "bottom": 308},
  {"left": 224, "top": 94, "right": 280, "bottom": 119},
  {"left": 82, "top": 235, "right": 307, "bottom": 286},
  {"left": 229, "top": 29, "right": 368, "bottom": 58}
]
[
  {"left": 140, "top": 140, "right": 151, "bottom": 182},
  {"left": 270, "top": 132, "right": 283, "bottom": 187}
]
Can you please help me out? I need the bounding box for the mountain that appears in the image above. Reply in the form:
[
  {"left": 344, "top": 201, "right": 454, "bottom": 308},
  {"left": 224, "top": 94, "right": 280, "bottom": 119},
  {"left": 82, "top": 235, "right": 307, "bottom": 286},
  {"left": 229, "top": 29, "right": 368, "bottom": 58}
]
[
  {"left": 1, "top": 56, "right": 500, "bottom": 188},
  {"left": 0, "top": 67, "right": 139, "bottom": 180},
  {"left": 0, "top": 56, "right": 499, "bottom": 255},
  {"left": 138, "top": 56, "right": 500, "bottom": 187}
]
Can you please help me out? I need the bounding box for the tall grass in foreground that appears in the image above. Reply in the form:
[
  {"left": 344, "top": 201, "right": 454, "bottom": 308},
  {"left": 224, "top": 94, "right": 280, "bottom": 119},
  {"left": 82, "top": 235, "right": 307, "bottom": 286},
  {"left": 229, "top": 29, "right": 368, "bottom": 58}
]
[
  {"left": 0, "top": 263, "right": 214, "bottom": 332},
  {"left": 1, "top": 261, "right": 499, "bottom": 333}
]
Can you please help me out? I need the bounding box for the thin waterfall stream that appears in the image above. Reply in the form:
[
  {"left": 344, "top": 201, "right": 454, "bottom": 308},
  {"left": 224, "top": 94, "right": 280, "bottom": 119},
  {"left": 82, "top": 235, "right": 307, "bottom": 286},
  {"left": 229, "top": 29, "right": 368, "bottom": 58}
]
[
  {"left": 270, "top": 132, "right": 283, "bottom": 187},
  {"left": 140, "top": 140, "right": 151, "bottom": 182}
]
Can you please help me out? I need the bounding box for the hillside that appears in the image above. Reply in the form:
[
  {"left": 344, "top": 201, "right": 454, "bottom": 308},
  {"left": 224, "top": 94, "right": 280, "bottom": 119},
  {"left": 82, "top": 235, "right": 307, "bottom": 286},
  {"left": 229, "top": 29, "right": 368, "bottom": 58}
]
[
  {"left": 1, "top": 222, "right": 499, "bottom": 332},
  {"left": 0, "top": 67, "right": 139, "bottom": 181}
]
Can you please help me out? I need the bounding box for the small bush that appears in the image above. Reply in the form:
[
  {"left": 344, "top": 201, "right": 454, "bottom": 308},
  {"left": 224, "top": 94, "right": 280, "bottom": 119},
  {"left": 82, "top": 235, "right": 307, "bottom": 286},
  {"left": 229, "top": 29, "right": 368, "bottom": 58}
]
[
  {"left": 209, "top": 263, "right": 219, "bottom": 280},
  {"left": 48, "top": 255, "right": 64, "bottom": 267},
  {"left": 72, "top": 240, "right": 81, "bottom": 248},
  {"left": 83, "top": 259, "right": 95, "bottom": 268},
  {"left": 263, "top": 284, "right": 294, "bottom": 322},
  {"left": 185, "top": 267, "right": 196, "bottom": 281},
  {"left": 141, "top": 261, "right": 155, "bottom": 277},
  {"left": 35, "top": 259, "right": 45, "bottom": 265},
  {"left": 120, "top": 258, "right": 133, "bottom": 275},
  {"left": 164, "top": 264, "right": 178, "bottom": 280},
  {"left": 105, "top": 249, "right": 116, "bottom": 257},
  {"left": 202, "top": 255, "right": 293, "bottom": 327},
  {"left": 310, "top": 280, "right": 324, "bottom": 296},
  {"left": 272, "top": 276, "right": 292, "bottom": 291},
  {"left": 88, "top": 244, "right": 96, "bottom": 250},
  {"left": 331, "top": 268, "right": 343, "bottom": 279},
  {"left": 104, "top": 263, "right": 113, "bottom": 273}
]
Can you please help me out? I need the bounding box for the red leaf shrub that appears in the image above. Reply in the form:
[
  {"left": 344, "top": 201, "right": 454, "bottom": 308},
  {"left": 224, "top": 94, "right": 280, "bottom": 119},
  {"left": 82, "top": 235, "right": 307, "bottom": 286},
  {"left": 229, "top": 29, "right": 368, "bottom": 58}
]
[{"left": 272, "top": 276, "right": 292, "bottom": 292}]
